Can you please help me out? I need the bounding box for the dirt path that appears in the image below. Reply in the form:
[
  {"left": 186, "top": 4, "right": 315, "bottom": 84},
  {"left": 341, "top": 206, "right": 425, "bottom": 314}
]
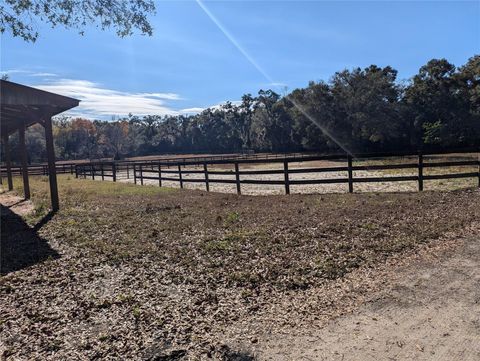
[
  {"left": 0, "top": 192, "right": 34, "bottom": 216},
  {"left": 256, "top": 232, "right": 480, "bottom": 360}
]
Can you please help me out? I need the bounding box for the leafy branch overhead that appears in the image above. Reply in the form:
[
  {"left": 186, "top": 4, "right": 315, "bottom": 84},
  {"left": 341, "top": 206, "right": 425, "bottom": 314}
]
[{"left": 0, "top": 0, "right": 156, "bottom": 42}]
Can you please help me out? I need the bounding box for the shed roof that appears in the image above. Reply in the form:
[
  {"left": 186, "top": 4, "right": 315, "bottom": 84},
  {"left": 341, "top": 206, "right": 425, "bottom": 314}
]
[{"left": 1, "top": 80, "right": 80, "bottom": 135}]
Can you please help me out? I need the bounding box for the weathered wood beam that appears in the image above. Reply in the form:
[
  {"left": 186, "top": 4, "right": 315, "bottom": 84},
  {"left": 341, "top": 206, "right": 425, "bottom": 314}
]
[
  {"left": 18, "top": 123, "right": 31, "bottom": 199},
  {"left": 43, "top": 117, "right": 59, "bottom": 211},
  {"left": 2, "top": 134, "right": 14, "bottom": 190}
]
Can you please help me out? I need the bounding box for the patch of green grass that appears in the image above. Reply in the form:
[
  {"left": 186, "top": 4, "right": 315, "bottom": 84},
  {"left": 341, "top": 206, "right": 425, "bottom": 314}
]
[
  {"left": 132, "top": 306, "right": 142, "bottom": 319},
  {"left": 202, "top": 231, "right": 249, "bottom": 253},
  {"left": 224, "top": 211, "right": 240, "bottom": 225},
  {"left": 360, "top": 222, "right": 379, "bottom": 231},
  {"left": 203, "top": 238, "right": 234, "bottom": 252},
  {"left": 98, "top": 334, "right": 109, "bottom": 342}
]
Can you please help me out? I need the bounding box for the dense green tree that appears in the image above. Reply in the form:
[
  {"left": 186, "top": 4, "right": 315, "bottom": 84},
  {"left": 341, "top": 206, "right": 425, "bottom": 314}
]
[
  {"left": 3, "top": 56, "right": 478, "bottom": 164},
  {"left": 404, "top": 58, "right": 478, "bottom": 147},
  {"left": 330, "top": 65, "right": 404, "bottom": 151}
]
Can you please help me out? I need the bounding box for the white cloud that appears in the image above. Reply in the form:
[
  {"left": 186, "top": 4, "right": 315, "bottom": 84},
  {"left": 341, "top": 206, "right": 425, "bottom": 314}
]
[
  {"left": 180, "top": 100, "right": 242, "bottom": 114},
  {"left": 31, "top": 72, "right": 58, "bottom": 77},
  {"left": 0, "top": 69, "right": 32, "bottom": 75},
  {"left": 181, "top": 107, "right": 205, "bottom": 114},
  {"left": 266, "top": 82, "right": 288, "bottom": 88},
  {"left": 36, "top": 79, "right": 182, "bottom": 118},
  {"left": 4, "top": 71, "right": 242, "bottom": 119}
]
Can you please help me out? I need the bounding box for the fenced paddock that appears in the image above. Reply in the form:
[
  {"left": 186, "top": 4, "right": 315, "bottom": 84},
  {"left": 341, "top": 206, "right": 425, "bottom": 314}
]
[{"left": 74, "top": 150, "right": 480, "bottom": 195}]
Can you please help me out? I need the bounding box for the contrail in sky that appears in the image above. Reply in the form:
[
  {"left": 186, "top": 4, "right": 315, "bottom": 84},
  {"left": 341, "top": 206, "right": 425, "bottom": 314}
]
[{"left": 195, "top": 0, "right": 353, "bottom": 155}]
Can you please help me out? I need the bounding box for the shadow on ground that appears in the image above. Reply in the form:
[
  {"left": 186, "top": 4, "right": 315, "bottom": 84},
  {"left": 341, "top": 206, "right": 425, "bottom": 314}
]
[{"left": 1, "top": 205, "right": 59, "bottom": 275}]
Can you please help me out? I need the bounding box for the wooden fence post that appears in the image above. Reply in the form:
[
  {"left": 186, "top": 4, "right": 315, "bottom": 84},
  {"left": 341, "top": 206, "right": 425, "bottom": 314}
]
[
  {"left": 127, "top": 164, "right": 130, "bottom": 179},
  {"left": 347, "top": 155, "right": 354, "bottom": 193},
  {"left": 178, "top": 164, "right": 183, "bottom": 189},
  {"left": 477, "top": 153, "right": 480, "bottom": 188},
  {"left": 418, "top": 153, "right": 424, "bottom": 192},
  {"left": 91, "top": 164, "right": 95, "bottom": 180},
  {"left": 158, "top": 164, "right": 162, "bottom": 187},
  {"left": 75, "top": 165, "right": 79, "bottom": 179},
  {"left": 101, "top": 163, "right": 105, "bottom": 181},
  {"left": 235, "top": 162, "right": 241, "bottom": 195},
  {"left": 2, "top": 135, "right": 14, "bottom": 191},
  {"left": 284, "top": 160, "right": 290, "bottom": 195},
  {"left": 140, "top": 165, "right": 144, "bottom": 185},
  {"left": 18, "top": 124, "right": 31, "bottom": 199},
  {"left": 204, "top": 163, "right": 209, "bottom": 192},
  {"left": 112, "top": 162, "right": 117, "bottom": 182},
  {"left": 133, "top": 164, "right": 137, "bottom": 184}
]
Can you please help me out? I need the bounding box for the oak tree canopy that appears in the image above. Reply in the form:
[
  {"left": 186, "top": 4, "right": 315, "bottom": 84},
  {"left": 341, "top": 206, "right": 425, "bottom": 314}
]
[{"left": 0, "top": 0, "right": 155, "bottom": 42}]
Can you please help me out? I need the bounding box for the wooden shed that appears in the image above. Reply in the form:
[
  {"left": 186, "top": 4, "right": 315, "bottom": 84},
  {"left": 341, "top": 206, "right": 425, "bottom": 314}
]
[{"left": 1, "top": 80, "right": 80, "bottom": 211}]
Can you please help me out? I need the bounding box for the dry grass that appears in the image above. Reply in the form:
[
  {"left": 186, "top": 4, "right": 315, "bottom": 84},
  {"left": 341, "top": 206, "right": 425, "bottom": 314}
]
[{"left": 1, "top": 175, "right": 479, "bottom": 359}]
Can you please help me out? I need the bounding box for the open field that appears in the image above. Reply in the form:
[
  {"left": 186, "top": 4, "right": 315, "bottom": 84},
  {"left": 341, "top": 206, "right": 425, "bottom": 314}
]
[{"left": 1, "top": 176, "right": 480, "bottom": 359}]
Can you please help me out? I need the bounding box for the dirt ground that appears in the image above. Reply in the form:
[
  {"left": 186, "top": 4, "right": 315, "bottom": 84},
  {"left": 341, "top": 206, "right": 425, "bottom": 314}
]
[
  {"left": 0, "top": 193, "right": 34, "bottom": 216},
  {"left": 1, "top": 179, "right": 479, "bottom": 360},
  {"left": 254, "top": 228, "right": 480, "bottom": 360}
]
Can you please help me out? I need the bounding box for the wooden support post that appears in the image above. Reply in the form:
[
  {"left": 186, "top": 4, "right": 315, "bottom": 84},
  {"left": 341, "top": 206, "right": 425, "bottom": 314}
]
[
  {"left": 235, "top": 162, "right": 241, "bottom": 195},
  {"left": 158, "top": 164, "right": 162, "bottom": 187},
  {"left": 44, "top": 117, "right": 59, "bottom": 211},
  {"left": 18, "top": 124, "right": 31, "bottom": 199},
  {"left": 3, "top": 135, "right": 14, "bottom": 191},
  {"left": 204, "top": 163, "right": 209, "bottom": 192},
  {"left": 418, "top": 153, "right": 424, "bottom": 192},
  {"left": 477, "top": 154, "right": 480, "bottom": 188},
  {"left": 133, "top": 164, "right": 137, "bottom": 184},
  {"left": 112, "top": 162, "right": 117, "bottom": 182},
  {"left": 75, "top": 165, "right": 79, "bottom": 179},
  {"left": 178, "top": 164, "right": 183, "bottom": 189},
  {"left": 101, "top": 163, "right": 105, "bottom": 180},
  {"left": 347, "top": 155, "right": 354, "bottom": 193},
  {"left": 140, "top": 165, "right": 144, "bottom": 185},
  {"left": 284, "top": 160, "right": 290, "bottom": 195},
  {"left": 127, "top": 164, "right": 130, "bottom": 179},
  {"left": 91, "top": 164, "right": 95, "bottom": 180}
]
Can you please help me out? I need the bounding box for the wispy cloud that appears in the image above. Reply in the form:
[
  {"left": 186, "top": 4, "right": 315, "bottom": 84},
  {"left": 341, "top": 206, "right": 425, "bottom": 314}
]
[
  {"left": 36, "top": 79, "right": 182, "bottom": 118},
  {"left": 266, "top": 82, "right": 288, "bottom": 89},
  {"left": 0, "top": 69, "right": 32, "bottom": 76},
  {"left": 180, "top": 100, "right": 242, "bottom": 114},
  {"left": 181, "top": 107, "right": 205, "bottom": 114},
  {"left": 31, "top": 72, "right": 58, "bottom": 77}
]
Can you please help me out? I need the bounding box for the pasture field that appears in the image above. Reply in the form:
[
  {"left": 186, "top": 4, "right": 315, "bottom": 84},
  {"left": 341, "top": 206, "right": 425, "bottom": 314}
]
[{"left": 1, "top": 176, "right": 479, "bottom": 359}]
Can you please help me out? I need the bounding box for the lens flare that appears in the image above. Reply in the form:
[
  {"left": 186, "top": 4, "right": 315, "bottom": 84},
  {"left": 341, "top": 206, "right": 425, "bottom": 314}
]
[{"left": 195, "top": 0, "right": 353, "bottom": 156}]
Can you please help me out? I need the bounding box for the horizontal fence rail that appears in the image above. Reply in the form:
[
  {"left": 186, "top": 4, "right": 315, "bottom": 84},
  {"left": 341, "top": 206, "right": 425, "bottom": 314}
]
[
  {"left": 0, "top": 163, "right": 79, "bottom": 176},
  {"left": 72, "top": 149, "right": 480, "bottom": 195}
]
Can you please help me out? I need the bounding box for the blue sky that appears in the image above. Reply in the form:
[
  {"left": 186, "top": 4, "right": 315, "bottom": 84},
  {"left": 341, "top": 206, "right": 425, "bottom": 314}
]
[{"left": 1, "top": 0, "right": 479, "bottom": 119}]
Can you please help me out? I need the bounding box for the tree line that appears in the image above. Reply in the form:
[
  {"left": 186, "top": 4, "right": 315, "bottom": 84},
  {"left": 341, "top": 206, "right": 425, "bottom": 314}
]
[{"left": 3, "top": 56, "right": 479, "bottom": 164}]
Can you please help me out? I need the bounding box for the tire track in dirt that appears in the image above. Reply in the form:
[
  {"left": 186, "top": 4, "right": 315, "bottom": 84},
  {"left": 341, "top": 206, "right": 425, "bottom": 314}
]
[{"left": 254, "top": 230, "right": 480, "bottom": 360}]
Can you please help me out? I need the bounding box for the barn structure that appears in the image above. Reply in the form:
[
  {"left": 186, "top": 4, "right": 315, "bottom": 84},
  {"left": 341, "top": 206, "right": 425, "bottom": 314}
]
[{"left": 1, "top": 80, "right": 80, "bottom": 211}]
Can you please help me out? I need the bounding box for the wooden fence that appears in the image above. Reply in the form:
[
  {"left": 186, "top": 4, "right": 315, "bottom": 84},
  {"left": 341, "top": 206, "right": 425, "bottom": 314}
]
[
  {"left": 0, "top": 163, "right": 79, "bottom": 177},
  {"left": 74, "top": 150, "right": 480, "bottom": 194}
]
